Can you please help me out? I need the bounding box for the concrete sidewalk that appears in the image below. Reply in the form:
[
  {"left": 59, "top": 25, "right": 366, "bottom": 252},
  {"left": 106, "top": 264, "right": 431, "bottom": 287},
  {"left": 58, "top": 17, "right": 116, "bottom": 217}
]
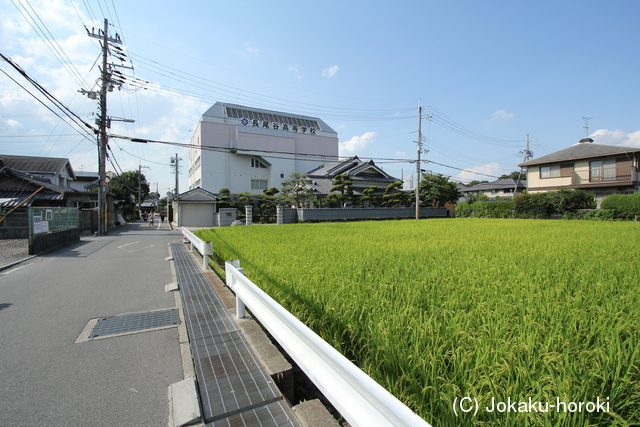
[{"left": 0, "top": 221, "right": 186, "bottom": 426}]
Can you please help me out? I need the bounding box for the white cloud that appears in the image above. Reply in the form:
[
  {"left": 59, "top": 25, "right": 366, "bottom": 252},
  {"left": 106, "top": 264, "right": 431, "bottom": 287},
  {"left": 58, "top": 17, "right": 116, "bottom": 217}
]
[
  {"left": 455, "top": 162, "right": 502, "bottom": 183},
  {"left": 239, "top": 43, "right": 260, "bottom": 59},
  {"left": 590, "top": 129, "right": 640, "bottom": 147},
  {"left": 1, "top": 118, "right": 24, "bottom": 131},
  {"left": 322, "top": 65, "right": 339, "bottom": 78},
  {"left": 491, "top": 109, "right": 515, "bottom": 121},
  {"left": 339, "top": 131, "right": 377, "bottom": 156},
  {"left": 395, "top": 151, "right": 407, "bottom": 157},
  {"left": 287, "top": 65, "right": 302, "bottom": 81}
]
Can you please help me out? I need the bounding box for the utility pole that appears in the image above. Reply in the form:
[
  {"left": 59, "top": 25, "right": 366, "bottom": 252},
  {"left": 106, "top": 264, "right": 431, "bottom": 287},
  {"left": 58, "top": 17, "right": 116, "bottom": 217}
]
[
  {"left": 138, "top": 163, "right": 150, "bottom": 219},
  {"left": 171, "top": 154, "right": 182, "bottom": 196},
  {"left": 80, "top": 19, "right": 123, "bottom": 235},
  {"left": 415, "top": 100, "right": 433, "bottom": 219},
  {"left": 515, "top": 134, "right": 535, "bottom": 194}
]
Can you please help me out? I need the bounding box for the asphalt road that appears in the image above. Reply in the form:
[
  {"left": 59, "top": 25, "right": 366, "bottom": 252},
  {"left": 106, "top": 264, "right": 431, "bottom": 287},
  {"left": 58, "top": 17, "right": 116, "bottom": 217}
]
[{"left": 0, "top": 222, "right": 184, "bottom": 426}]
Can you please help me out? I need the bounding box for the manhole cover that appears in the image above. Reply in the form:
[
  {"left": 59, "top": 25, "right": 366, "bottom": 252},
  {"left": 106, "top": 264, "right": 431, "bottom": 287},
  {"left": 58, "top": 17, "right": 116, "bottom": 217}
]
[{"left": 89, "top": 309, "right": 180, "bottom": 338}]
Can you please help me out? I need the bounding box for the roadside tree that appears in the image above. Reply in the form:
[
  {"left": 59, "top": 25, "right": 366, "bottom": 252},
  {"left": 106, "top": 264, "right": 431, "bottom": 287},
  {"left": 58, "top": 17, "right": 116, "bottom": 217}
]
[{"left": 419, "top": 174, "right": 461, "bottom": 207}]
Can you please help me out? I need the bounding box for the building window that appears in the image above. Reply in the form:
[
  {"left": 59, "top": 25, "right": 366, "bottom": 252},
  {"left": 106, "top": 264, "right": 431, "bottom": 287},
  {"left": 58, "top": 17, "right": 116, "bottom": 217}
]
[
  {"left": 251, "top": 158, "right": 267, "bottom": 169},
  {"left": 251, "top": 179, "right": 268, "bottom": 190},
  {"left": 590, "top": 159, "right": 615, "bottom": 181},
  {"left": 540, "top": 165, "right": 560, "bottom": 178}
]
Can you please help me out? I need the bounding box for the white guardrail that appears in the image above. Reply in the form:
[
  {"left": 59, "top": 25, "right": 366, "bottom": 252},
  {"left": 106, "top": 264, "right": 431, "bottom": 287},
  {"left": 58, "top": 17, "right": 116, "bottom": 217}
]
[
  {"left": 181, "top": 228, "right": 213, "bottom": 270},
  {"left": 181, "top": 228, "right": 431, "bottom": 427}
]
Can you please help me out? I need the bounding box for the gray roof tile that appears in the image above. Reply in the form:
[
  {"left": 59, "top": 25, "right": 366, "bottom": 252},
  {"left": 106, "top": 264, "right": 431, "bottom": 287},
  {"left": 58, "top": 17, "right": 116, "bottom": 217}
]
[{"left": 519, "top": 143, "right": 640, "bottom": 167}]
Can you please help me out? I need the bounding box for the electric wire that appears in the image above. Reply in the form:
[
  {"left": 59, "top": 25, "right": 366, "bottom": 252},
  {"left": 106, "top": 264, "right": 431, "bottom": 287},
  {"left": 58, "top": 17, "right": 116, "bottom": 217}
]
[
  {"left": 0, "top": 64, "right": 96, "bottom": 144},
  {"left": 9, "top": 0, "right": 90, "bottom": 89}
]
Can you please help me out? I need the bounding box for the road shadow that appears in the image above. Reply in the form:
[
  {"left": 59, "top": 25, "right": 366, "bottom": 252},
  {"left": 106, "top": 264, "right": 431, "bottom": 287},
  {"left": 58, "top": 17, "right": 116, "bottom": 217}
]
[{"left": 0, "top": 303, "right": 13, "bottom": 311}]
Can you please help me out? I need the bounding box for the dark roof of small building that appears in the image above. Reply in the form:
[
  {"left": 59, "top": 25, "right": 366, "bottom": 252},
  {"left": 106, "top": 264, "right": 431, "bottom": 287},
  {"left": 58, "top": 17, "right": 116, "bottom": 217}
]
[
  {"left": 519, "top": 143, "right": 640, "bottom": 167},
  {"left": 171, "top": 186, "right": 220, "bottom": 201},
  {"left": 0, "top": 164, "right": 75, "bottom": 207},
  {"left": 0, "top": 154, "right": 76, "bottom": 180},
  {"left": 307, "top": 156, "right": 396, "bottom": 180},
  {"left": 462, "top": 178, "right": 526, "bottom": 192},
  {"left": 306, "top": 156, "right": 399, "bottom": 195}
]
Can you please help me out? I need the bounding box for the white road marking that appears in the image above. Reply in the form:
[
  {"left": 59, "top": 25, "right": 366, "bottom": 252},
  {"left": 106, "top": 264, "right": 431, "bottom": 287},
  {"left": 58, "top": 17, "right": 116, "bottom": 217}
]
[{"left": 118, "top": 241, "right": 154, "bottom": 253}]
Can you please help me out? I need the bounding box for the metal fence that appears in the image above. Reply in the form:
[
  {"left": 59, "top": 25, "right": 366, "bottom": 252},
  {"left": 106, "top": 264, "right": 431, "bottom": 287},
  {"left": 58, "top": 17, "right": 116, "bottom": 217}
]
[
  {"left": 29, "top": 207, "right": 79, "bottom": 234},
  {"left": 180, "top": 228, "right": 431, "bottom": 427},
  {"left": 0, "top": 207, "right": 29, "bottom": 229}
]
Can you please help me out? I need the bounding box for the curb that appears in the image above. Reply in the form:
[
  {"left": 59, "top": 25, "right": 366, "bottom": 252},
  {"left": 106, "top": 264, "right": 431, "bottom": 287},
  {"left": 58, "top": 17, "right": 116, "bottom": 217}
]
[{"left": 0, "top": 256, "right": 36, "bottom": 272}]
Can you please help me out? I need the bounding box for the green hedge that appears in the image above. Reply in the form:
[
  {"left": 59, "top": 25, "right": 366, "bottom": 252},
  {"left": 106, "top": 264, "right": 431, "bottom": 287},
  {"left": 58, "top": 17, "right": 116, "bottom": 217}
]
[
  {"left": 456, "top": 200, "right": 515, "bottom": 218},
  {"left": 601, "top": 193, "right": 640, "bottom": 219},
  {"left": 457, "top": 189, "right": 597, "bottom": 219}
]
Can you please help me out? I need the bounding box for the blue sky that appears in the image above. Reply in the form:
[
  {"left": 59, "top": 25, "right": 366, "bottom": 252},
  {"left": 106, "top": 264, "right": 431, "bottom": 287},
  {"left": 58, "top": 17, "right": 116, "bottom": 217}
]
[{"left": 2, "top": 0, "right": 639, "bottom": 195}]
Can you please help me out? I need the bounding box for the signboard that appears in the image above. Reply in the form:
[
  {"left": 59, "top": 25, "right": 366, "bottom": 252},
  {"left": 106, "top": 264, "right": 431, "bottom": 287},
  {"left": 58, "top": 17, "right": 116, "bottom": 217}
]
[
  {"left": 241, "top": 118, "right": 316, "bottom": 135},
  {"left": 33, "top": 215, "right": 42, "bottom": 234}
]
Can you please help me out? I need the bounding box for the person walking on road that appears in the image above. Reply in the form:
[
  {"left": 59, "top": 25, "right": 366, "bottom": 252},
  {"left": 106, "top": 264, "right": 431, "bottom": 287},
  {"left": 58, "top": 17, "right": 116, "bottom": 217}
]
[{"left": 149, "top": 212, "right": 154, "bottom": 227}]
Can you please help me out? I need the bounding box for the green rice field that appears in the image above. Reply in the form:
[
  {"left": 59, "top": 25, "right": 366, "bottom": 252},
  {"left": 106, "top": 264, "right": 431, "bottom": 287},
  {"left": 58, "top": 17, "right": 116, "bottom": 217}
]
[{"left": 196, "top": 219, "right": 640, "bottom": 426}]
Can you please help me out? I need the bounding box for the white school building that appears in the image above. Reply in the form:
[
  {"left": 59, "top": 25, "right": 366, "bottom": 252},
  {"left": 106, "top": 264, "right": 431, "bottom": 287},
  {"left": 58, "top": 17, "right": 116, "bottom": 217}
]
[{"left": 188, "top": 102, "right": 339, "bottom": 194}]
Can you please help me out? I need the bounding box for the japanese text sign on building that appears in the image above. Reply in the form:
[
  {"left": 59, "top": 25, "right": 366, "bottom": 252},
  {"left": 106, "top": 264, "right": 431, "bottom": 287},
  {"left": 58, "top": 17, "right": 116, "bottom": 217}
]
[{"left": 241, "top": 117, "right": 316, "bottom": 134}]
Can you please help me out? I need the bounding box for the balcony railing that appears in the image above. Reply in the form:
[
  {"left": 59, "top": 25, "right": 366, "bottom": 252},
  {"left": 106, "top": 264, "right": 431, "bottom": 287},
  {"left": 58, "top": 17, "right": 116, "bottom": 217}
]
[{"left": 571, "top": 166, "right": 637, "bottom": 185}]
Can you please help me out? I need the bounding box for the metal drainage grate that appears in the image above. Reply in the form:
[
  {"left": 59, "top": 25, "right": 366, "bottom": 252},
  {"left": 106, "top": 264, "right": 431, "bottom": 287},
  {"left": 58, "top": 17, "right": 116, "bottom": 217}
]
[{"left": 89, "top": 309, "right": 180, "bottom": 338}]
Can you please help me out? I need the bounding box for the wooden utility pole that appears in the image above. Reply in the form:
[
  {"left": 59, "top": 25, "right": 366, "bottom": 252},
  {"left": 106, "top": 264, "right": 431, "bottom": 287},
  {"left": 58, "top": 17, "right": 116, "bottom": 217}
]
[
  {"left": 415, "top": 101, "right": 423, "bottom": 219},
  {"left": 171, "top": 154, "right": 182, "bottom": 196},
  {"left": 415, "top": 101, "right": 433, "bottom": 219},
  {"left": 83, "top": 19, "right": 123, "bottom": 235}
]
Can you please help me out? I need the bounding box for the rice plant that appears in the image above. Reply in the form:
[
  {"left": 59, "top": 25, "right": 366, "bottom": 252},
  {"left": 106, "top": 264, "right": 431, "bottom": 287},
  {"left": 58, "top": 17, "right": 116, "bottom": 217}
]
[{"left": 196, "top": 219, "right": 640, "bottom": 426}]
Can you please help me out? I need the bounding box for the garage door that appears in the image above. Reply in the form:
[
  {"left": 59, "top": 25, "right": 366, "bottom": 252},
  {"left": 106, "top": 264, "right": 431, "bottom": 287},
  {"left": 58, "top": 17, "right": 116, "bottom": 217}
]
[{"left": 182, "top": 204, "right": 214, "bottom": 227}]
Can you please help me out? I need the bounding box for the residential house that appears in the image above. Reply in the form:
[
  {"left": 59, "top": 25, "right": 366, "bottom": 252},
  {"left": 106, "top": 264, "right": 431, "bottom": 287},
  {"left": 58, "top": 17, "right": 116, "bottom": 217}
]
[
  {"left": 518, "top": 138, "right": 640, "bottom": 204},
  {"left": 0, "top": 154, "right": 76, "bottom": 188},
  {"left": 0, "top": 156, "right": 116, "bottom": 233},
  {"left": 69, "top": 171, "right": 99, "bottom": 192},
  {"left": 0, "top": 159, "right": 74, "bottom": 208},
  {"left": 306, "top": 156, "right": 400, "bottom": 204},
  {"left": 460, "top": 178, "right": 526, "bottom": 200}
]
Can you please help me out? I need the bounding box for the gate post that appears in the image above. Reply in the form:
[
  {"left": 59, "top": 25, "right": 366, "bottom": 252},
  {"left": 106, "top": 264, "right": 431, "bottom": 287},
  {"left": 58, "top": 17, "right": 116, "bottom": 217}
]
[
  {"left": 245, "top": 205, "right": 252, "bottom": 225},
  {"left": 276, "top": 205, "right": 284, "bottom": 225}
]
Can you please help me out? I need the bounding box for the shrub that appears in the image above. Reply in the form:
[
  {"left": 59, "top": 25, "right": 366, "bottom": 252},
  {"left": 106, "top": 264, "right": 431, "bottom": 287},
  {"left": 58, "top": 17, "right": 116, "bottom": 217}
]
[
  {"left": 514, "top": 189, "right": 596, "bottom": 218},
  {"left": 514, "top": 191, "right": 551, "bottom": 218},
  {"left": 546, "top": 188, "right": 596, "bottom": 213},
  {"left": 455, "top": 202, "right": 471, "bottom": 218},
  {"left": 601, "top": 193, "right": 640, "bottom": 219},
  {"left": 583, "top": 209, "right": 617, "bottom": 221},
  {"left": 484, "top": 200, "right": 514, "bottom": 218}
]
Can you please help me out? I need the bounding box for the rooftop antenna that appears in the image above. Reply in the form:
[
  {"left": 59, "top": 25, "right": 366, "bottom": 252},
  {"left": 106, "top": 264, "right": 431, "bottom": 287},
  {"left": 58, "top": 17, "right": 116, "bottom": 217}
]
[{"left": 582, "top": 116, "right": 593, "bottom": 138}]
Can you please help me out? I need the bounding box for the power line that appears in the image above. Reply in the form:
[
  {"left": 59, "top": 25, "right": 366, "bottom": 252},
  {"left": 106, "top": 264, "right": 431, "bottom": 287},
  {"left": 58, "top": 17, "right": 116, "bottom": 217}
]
[
  {"left": 0, "top": 59, "right": 97, "bottom": 143},
  {"left": 10, "top": 0, "right": 90, "bottom": 89}
]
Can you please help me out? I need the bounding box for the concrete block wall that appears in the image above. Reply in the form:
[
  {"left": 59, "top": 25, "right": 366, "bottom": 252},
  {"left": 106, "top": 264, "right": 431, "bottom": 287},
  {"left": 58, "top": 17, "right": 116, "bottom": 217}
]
[{"left": 281, "top": 207, "right": 449, "bottom": 223}]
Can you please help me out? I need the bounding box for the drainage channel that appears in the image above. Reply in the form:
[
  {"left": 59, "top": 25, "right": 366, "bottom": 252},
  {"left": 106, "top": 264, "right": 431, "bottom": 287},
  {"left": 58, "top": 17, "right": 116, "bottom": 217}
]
[{"left": 170, "top": 242, "right": 300, "bottom": 426}]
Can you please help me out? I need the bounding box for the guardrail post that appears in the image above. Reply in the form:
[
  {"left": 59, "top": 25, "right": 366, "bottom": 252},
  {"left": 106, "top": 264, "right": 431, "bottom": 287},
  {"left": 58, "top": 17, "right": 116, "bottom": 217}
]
[
  {"left": 230, "top": 259, "right": 246, "bottom": 318},
  {"left": 203, "top": 241, "right": 212, "bottom": 270}
]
